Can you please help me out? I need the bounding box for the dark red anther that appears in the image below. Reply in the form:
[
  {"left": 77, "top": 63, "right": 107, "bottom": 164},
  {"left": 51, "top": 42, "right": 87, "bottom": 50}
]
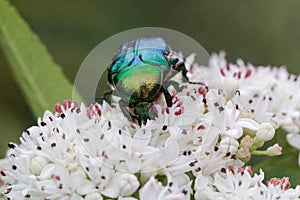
[
  {"left": 237, "top": 167, "right": 244, "bottom": 174},
  {"left": 246, "top": 166, "right": 252, "bottom": 176},
  {"left": 238, "top": 180, "right": 242, "bottom": 186},
  {"left": 226, "top": 63, "right": 231, "bottom": 71},
  {"left": 245, "top": 69, "right": 252, "bottom": 78},
  {"left": 172, "top": 96, "right": 179, "bottom": 104},
  {"left": 282, "top": 177, "right": 291, "bottom": 190},
  {"left": 94, "top": 104, "right": 101, "bottom": 116},
  {"left": 51, "top": 174, "right": 61, "bottom": 181},
  {"left": 198, "top": 86, "right": 207, "bottom": 96},
  {"left": 55, "top": 100, "right": 78, "bottom": 113},
  {"left": 197, "top": 125, "right": 206, "bottom": 130},
  {"left": 220, "top": 68, "right": 226, "bottom": 76},
  {"left": 64, "top": 100, "right": 71, "bottom": 109},
  {"left": 228, "top": 166, "right": 235, "bottom": 174},
  {"left": 176, "top": 101, "right": 183, "bottom": 107},
  {"left": 165, "top": 107, "right": 170, "bottom": 114},
  {"left": 73, "top": 101, "right": 78, "bottom": 108},
  {"left": 267, "top": 177, "right": 290, "bottom": 190},
  {"left": 174, "top": 106, "right": 184, "bottom": 116},
  {"left": 162, "top": 107, "right": 170, "bottom": 115},
  {"left": 87, "top": 104, "right": 102, "bottom": 119},
  {"left": 237, "top": 71, "right": 241, "bottom": 79},
  {"left": 55, "top": 104, "right": 63, "bottom": 113}
]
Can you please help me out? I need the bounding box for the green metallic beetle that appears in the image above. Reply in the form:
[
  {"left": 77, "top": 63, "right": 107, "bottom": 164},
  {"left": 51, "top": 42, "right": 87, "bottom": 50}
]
[{"left": 107, "top": 37, "right": 188, "bottom": 125}]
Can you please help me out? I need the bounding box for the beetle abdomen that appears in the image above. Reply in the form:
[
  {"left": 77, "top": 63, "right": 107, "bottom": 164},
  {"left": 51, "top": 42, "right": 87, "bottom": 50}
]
[{"left": 115, "top": 64, "right": 163, "bottom": 103}]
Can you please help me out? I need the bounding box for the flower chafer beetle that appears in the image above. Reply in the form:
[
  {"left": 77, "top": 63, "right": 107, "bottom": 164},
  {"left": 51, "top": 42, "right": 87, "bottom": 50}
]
[{"left": 106, "top": 37, "right": 191, "bottom": 125}]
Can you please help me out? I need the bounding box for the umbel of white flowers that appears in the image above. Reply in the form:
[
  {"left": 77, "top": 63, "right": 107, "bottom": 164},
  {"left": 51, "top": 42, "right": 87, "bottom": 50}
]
[{"left": 0, "top": 52, "right": 300, "bottom": 200}]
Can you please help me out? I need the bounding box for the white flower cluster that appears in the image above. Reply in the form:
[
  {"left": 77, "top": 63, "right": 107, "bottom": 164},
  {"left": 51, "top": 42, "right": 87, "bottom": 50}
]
[
  {"left": 195, "top": 166, "right": 300, "bottom": 200},
  {"left": 1, "top": 52, "right": 300, "bottom": 199},
  {"left": 190, "top": 52, "right": 300, "bottom": 164}
]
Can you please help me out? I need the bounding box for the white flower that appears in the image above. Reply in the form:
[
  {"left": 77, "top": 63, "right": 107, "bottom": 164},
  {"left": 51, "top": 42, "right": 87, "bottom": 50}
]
[
  {"left": 139, "top": 175, "right": 191, "bottom": 200},
  {"left": 223, "top": 77, "right": 239, "bottom": 100},
  {"left": 102, "top": 172, "right": 139, "bottom": 198},
  {"left": 247, "top": 177, "right": 300, "bottom": 200},
  {"left": 104, "top": 123, "right": 159, "bottom": 173},
  {"left": 193, "top": 144, "right": 243, "bottom": 177},
  {"left": 194, "top": 166, "right": 263, "bottom": 200},
  {"left": 206, "top": 89, "right": 260, "bottom": 139},
  {"left": 213, "top": 166, "right": 259, "bottom": 199},
  {"left": 194, "top": 166, "right": 300, "bottom": 200}
]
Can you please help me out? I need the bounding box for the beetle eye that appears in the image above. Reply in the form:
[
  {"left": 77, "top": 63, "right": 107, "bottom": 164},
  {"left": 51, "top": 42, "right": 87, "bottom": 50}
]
[{"left": 163, "top": 50, "right": 169, "bottom": 56}]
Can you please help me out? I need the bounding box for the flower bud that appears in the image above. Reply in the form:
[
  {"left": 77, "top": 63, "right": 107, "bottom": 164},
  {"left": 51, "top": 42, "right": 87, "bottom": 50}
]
[
  {"left": 237, "top": 146, "right": 251, "bottom": 162},
  {"left": 240, "top": 135, "right": 253, "bottom": 148},
  {"left": 220, "top": 137, "right": 239, "bottom": 154},
  {"left": 266, "top": 143, "right": 282, "bottom": 156},
  {"left": 256, "top": 123, "right": 275, "bottom": 142},
  {"left": 30, "top": 156, "right": 49, "bottom": 175},
  {"left": 118, "top": 173, "right": 139, "bottom": 196},
  {"left": 267, "top": 177, "right": 290, "bottom": 190}
]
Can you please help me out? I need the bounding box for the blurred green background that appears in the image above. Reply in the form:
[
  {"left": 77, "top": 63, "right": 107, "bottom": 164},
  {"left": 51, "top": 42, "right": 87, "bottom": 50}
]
[{"left": 1, "top": 0, "right": 300, "bottom": 181}]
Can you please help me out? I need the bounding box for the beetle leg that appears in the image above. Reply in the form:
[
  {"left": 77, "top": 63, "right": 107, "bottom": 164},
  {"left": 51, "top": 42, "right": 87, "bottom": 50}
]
[
  {"left": 160, "top": 87, "right": 173, "bottom": 107},
  {"left": 169, "top": 57, "right": 179, "bottom": 66},
  {"left": 178, "top": 63, "right": 207, "bottom": 85},
  {"left": 96, "top": 90, "right": 115, "bottom": 104},
  {"left": 174, "top": 62, "right": 188, "bottom": 79},
  {"left": 119, "top": 99, "right": 133, "bottom": 122}
]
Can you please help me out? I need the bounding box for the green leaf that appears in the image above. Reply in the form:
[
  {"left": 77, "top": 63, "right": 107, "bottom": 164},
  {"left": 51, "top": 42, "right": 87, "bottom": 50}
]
[
  {"left": 0, "top": 0, "right": 82, "bottom": 117},
  {"left": 259, "top": 157, "right": 300, "bottom": 188}
]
